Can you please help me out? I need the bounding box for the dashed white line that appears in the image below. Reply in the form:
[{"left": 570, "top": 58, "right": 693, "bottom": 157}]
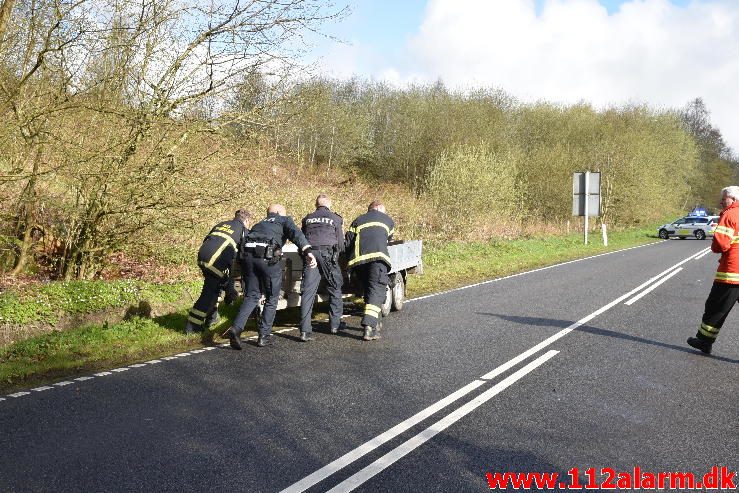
[
  {"left": 8, "top": 392, "right": 30, "bottom": 398},
  {"left": 54, "top": 381, "right": 74, "bottom": 386},
  {"left": 111, "top": 368, "right": 129, "bottom": 373},
  {"left": 175, "top": 353, "right": 191, "bottom": 357},
  {"left": 74, "top": 376, "right": 94, "bottom": 382},
  {"left": 128, "top": 363, "right": 147, "bottom": 368},
  {"left": 146, "top": 359, "right": 162, "bottom": 364},
  {"left": 31, "top": 386, "right": 53, "bottom": 392},
  {"left": 162, "top": 356, "right": 178, "bottom": 361},
  {"left": 94, "top": 371, "right": 112, "bottom": 377}
]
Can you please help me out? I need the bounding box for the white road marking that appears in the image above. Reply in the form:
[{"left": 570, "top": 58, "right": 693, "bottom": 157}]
[
  {"left": 190, "top": 349, "right": 206, "bottom": 354},
  {"left": 203, "top": 347, "right": 217, "bottom": 351},
  {"left": 0, "top": 397, "right": 5, "bottom": 402},
  {"left": 407, "top": 242, "right": 662, "bottom": 303},
  {"left": 175, "top": 352, "right": 191, "bottom": 357},
  {"left": 74, "top": 376, "right": 94, "bottom": 381},
  {"left": 146, "top": 359, "right": 162, "bottom": 364},
  {"left": 326, "top": 351, "right": 560, "bottom": 493},
  {"left": 31, "top": 386, "right": 53, "bottom": 392},
  {"left": 624, "top": 268, "right": 683, "bottom": 306},
  {"left": 8, "top": 392, "right": 30, "bottom": 398},
  {"left": 283, "top": 248, "right": 705, "bottom": 493},
  {"left": 695, "top": 249, "right": 713, "bottom": 260},
  {"left": 162, "top": 356, "right": 178, "bottom": 361},
  {"left": 94, "top": 372, "right": 112, "bottom": 377},
  {"left": 111, "top": 368, "right": 129, "bottom": 373},
  {"left": 128, "top": 364, "right": 147, "bottom": 368},
  {"left": 279, "top": 379, "right": 489, "bottom": 493},
  {"left": 54, "top": 381, "right": 74, "bottom": 386}
]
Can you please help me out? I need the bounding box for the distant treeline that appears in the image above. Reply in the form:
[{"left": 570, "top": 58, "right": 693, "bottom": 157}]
[
  {"left": 1, "top": 1, "right": 736, "bottom": 280},
  {"left": 246, "top": 78, "right": 737, "bottom": 231}
]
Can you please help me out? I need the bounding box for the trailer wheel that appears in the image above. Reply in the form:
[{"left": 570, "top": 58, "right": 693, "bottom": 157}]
[
  {"left": 381, "top": 284, "right": 392, "bottom": 317},
  {"left": 391, "top": 273, "right": 405, "bottom": 311}
]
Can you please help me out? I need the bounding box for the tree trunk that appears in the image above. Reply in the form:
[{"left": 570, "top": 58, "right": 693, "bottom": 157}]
[{"left": 10, "top": 144, "right": 42, "bottom": 275}]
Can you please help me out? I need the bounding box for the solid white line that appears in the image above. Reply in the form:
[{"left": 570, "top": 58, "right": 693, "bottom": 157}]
[
  {"left": 695, "top": 249, "right": 712, "bottom": 260},
  {"left": 282, "top": 247, "right": 706, "bottom": 492},
  {"left": 279, "top": 379, "right": 489, "bottom": 493},
  {"left": 407, "top": 242, "right": 662, "bottom": 303},
  {"left": 624, "top": 268, "right": 683, "bottom": 306},
  {"left": 326, "top": 351, "right": 560, "bottom": 493}
]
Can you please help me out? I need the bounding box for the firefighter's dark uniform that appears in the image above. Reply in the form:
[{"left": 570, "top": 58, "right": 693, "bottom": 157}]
[
  {"left": 299, "top": 206, "right": 344, "bottom": 337},
  {"left": 688, "top": 200, "right": 739, "bottom": 353},
  {"left": 345, "top": 209, "right": 394, "bottom": 339},
  {"left": 187, "top": 219, "right": 247, "bottom": 331},
  {"left": 230, "top": 213, "right": 312, "bottom": 346}
]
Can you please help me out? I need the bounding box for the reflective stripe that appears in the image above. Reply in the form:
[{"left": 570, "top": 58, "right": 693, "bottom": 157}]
[
  {"left": 188, "top": 315, "right": 205, "bottom": 324},
  {"left": 210, "top": 231, "right": 238, "bottom": 249},
  {"left": 245, "top": 242, "right": 269, "bottom": 248},
  {"left": 699, "top": 322, "right": 720, "bottom": 339},
  {"left": 713, "top": 225, "right": 735, "bottom": 237},
  {"left": 200, "top": 262, "right": 225, "bottom": 278},
  {"left": 364, "top": 304, "right": 381, "bottom": 316},
  {"left": 355, "top": 221, "right": 391, "bottom": 235},
  {"left": 715, "top": 271, "right": 739, "bottom": 282},
  {"left": 348, "top": 251, "right": 392, "bottom": 268},
  {"left": 190, "top": 308, "right": 208, "bottom": 318}
]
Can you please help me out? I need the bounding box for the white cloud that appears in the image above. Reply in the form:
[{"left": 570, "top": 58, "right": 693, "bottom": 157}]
[{"left": 327, "top": 0, "right": 739, "bottom": 154}]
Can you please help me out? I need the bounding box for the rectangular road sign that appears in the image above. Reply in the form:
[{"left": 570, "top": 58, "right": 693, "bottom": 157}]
[{"left": 572, "top": 172, "right": 601, "bottom": 217}]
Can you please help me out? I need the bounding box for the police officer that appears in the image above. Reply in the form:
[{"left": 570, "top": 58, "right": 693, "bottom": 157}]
[
  {"left": 345, "top": 200, "right": 395, "bottom": 341},
  {"left": 186, "top": 209, "right": 251, "bottom": 333},
  {"left": 223, "top": 204, "right": 317, "bottom": 349},
  {"left": 299, "top": 194, "right": 345, "bottom": 342}
]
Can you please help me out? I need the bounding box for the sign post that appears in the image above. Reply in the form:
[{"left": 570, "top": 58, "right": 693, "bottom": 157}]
[{"left": 572, "top": 172, "right": 601, "bottom": 245}]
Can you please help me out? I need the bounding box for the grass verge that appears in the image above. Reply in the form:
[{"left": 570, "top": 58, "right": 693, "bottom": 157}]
[{"left": 1, "top": 226, "right": 661, "bottom": 393}]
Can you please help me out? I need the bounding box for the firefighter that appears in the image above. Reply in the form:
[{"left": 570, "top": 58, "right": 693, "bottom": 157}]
[
  {"left": 688, "top": 186, "right": 739, "bottom": 354},
  {"left": 186, "top": 209, "right": 251, "bottom": 333},
  {"left": 345, "top": 200, "right": 395, "bottom": 341},
  {"left": 299, "top": 194, "right": 346, "bottom": 342},
  {"left": 222, "top": 204, "right": 317, "bottom": 349}
]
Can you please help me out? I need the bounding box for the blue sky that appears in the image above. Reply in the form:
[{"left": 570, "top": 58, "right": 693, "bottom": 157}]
[{"left": 308, "top": 0, "right": 738, "bottom": 153}]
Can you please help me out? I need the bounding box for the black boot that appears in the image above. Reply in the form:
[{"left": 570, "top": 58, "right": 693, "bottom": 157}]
[
  {"left": 687, "top": 337, "right": 712, "bottom": 354},
  {"left": 257, "top": 334, "right": 273, "bottom": 347},
  {"left": 222, "top": 327, "right": 242, "bottom": 350}
]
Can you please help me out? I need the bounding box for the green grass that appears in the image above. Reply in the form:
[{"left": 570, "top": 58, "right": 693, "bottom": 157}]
[
  {"left": 407, "top": 226, "right": 659, "bottom": 297},
  {"left": 0, "top": 225, "right": 660, "bottom": 392},
  {"left": 0, "top": 280, "right": 201, "bottom": 325}
]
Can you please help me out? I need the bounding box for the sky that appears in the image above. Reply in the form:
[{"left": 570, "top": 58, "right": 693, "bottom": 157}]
[{"left": 308, "top": 0, "right": 739, "bottom": 155}]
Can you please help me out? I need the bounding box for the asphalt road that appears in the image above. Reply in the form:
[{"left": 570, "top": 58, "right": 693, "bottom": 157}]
[{"left": 1, "top": 239, "right": 737, "bottom": 492}]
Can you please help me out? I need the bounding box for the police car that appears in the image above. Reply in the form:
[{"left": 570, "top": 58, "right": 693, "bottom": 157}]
[{"left": 657, "top": 215, "right": 719, "bottom": 240}]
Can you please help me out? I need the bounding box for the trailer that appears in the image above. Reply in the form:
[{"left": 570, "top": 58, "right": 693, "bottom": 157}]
[{"left": 230, "top": 240, "right": 423, "bottom": 316}]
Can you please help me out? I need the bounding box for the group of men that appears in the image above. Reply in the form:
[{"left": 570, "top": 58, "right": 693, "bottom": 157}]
[{"left": 186, "top": 195, "right": 395, "bottom": 349}]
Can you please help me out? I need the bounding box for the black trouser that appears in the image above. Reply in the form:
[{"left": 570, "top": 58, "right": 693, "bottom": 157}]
[
  {"left": 353, "top": 261, "right": 389, "bottom": 329},
  {"left": 697, "top": 281, "right": 739, "bottom": 342},
  {"left": 188, "top": 264, "right": 226, "bottom": 329},
  {"left": 300, "top": 248, "right": 343, "bottom": 333},
  {"left": 233, "top": 252, "right": 283, "bottom": 337}
]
